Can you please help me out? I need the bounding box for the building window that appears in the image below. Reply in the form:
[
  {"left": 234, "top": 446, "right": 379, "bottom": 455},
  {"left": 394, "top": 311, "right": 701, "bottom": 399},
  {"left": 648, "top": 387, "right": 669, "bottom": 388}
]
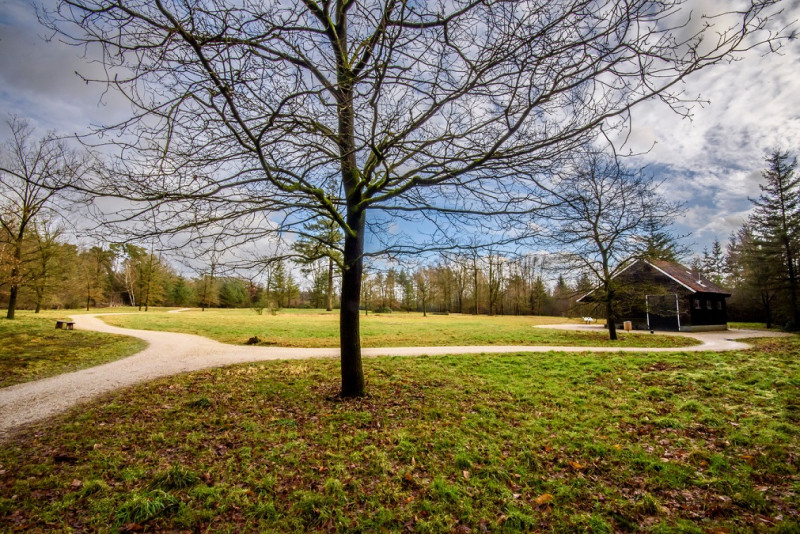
[
  {"left": 694, "top": 299, "right": 701, "bottom": 310},
  {"left": 706, "top": 300, "right": 713, "bottom": 310},
  {"left": 717, "top": 301, "right": 723, "bottom": 310}
]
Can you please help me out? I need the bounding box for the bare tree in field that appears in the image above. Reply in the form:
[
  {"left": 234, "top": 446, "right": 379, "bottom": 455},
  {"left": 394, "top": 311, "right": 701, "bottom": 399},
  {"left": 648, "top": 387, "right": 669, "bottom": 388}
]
[
  {"left": 47, "top": 0, "right": 784, "bottom": 395},
  {"left": 548, "top": 152, "right": 683, "bottom": 340},
  {"left": 0, "top": 117, "right": 85, "bottom": 319}
]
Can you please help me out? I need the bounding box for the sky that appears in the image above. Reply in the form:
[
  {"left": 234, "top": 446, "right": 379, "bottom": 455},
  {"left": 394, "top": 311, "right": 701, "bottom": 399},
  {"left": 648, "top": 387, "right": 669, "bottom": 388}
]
[{"left": 1, "top": 0, "right": 800, "bottom": 258}]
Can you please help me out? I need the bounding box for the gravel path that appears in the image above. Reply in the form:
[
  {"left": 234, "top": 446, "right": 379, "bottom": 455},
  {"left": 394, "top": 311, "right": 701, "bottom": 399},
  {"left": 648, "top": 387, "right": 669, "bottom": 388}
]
[{"left": 0, "top": 315, "right": 789, "bottom": 440}]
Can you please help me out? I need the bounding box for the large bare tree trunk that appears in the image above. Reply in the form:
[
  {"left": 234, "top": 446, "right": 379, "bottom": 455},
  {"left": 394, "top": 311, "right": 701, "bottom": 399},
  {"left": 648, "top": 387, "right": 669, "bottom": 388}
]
[{"left": 339, "top": 208, "right": 365, "bottom": 397}]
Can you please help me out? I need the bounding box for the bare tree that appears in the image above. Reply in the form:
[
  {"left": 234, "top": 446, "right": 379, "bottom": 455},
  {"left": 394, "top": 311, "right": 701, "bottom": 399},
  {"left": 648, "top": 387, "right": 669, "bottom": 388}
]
[
  {"left": 548, "top": 152, "right": 683, "bottom": 340},
  {"left": 47, "top": 0, "right": 784, "bottom": 395},
  {"left": 0, "top": 117, "right": 85, "bottom": 319}
]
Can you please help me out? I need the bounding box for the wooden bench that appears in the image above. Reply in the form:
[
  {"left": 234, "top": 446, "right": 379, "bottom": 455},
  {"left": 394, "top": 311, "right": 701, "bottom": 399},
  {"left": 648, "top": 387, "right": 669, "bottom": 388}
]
[{"left": 55, "top": 320, "right": 75, "bottom": 330}]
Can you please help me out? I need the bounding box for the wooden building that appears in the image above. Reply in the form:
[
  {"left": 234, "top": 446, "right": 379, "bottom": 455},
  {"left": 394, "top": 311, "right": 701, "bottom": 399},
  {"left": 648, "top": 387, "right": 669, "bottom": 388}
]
[{"left": 578, "top": 259, "right": 731, "bottom": 332}]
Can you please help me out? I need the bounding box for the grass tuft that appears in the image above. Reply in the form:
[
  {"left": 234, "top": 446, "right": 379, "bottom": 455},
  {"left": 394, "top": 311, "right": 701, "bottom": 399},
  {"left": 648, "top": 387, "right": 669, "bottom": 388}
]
[
  {"left": 149, "top": 465, "right": 199, "bottom": 490},
  {"left": 114, "top": 489, "right": 180, "bottom": 525}
]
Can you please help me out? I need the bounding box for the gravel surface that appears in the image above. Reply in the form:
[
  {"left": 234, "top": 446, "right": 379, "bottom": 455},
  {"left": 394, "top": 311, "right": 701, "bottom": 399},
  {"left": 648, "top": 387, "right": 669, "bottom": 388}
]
[{"left": 0, "top": 314, "right": 789, "bottom": 440}]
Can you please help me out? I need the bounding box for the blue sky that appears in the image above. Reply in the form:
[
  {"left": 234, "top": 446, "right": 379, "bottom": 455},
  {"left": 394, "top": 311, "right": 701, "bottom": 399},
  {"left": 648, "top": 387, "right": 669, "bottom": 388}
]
[{"left": 1, "top": 0, "right": 799, "bottom": 258}]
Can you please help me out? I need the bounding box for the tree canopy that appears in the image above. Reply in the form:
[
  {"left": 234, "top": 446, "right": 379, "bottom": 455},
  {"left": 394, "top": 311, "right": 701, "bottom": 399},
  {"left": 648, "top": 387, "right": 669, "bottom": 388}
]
[{"left": 47, "top": 0, "right": 786, "bottom": 395}]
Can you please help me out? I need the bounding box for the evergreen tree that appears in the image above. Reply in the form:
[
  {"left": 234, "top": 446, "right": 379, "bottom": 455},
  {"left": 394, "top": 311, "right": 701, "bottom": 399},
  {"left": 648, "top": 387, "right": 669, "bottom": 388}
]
[
  {"left": 701, "top": 239, "right": 725, "bottom": 286},
  {"left": 168, "top": 276, "right": 193, "bottom": 306},
  {"left": 292, "top": 218, "right": 343, "bottom": 311},
  {"left": 749, "top": 150, "right": 800, "bottom": 328},
  {"left": 636, "top": 216, "right": 684, "bottom": 262}
]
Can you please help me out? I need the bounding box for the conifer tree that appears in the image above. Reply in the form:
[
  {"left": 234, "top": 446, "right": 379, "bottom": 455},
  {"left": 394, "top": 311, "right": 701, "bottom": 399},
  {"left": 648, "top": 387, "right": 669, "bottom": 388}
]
[{"left": 749, "top": 150, "right": 800, "bottom": 328}]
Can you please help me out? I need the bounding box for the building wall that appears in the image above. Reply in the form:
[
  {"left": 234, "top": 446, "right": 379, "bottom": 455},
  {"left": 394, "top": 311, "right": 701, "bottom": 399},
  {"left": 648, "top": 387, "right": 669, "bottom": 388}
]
[
  {"left": 613, "top": 263, "right": 727, "bottom": 331},
  {"left": 689, "top": 294, "right": 728, "bottom": 326}
]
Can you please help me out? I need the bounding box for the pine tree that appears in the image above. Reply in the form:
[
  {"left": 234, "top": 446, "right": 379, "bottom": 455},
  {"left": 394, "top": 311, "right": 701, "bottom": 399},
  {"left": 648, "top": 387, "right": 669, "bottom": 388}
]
[
  {"left": 637, "top": 216, "right": 684, "bottom": 262},
  {"left": 292, "top": 218, "right": 343, "bottom": 311},
  {"left": 749, "top": 150, "right": 800, "bottom": 328},
  {"left": 701, "top": 239, "right": 725, "bottom": 286}
]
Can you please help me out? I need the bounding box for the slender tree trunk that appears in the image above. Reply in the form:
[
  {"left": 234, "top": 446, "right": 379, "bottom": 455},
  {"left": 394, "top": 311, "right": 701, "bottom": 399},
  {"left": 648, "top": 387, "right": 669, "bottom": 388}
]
[
  {"left": 762, "top": 291, "right": 773, "bottom": 329},
  {"left": 327, "top": 257, "right": 334, "bottom": 311},
  {"left": 783, "top": 238, "right": 799, "bottom": 327},
  {"left": 473, "top": 258, "right": 479, "bottom": 315},
  {"left": 6, "top": 239, "right": 23, "bottom": 319},
  {"left": 34, "top": 291, "right": 43, "bottom": 313}
]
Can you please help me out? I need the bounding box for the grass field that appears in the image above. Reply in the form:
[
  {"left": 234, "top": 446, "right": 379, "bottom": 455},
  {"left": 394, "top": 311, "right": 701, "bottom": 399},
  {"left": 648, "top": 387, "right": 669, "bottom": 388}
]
[
  {"left": 99, "top": 309, "right": 699, "bottom": 348},
  {"left": 729, "top": 322, "right": 782, "bottom": 331},
  {"left": 1, "top": 337, "right": 797, "bottom": 532},
  {"left": 0, "top": 312, "right": 148, "bottom": 388}
]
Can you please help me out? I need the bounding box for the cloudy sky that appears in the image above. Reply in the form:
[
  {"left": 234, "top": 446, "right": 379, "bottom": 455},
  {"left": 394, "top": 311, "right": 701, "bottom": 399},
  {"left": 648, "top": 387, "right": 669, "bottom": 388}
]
[{"left": 1, "top": 0, "right": 799, "bottom": 256}]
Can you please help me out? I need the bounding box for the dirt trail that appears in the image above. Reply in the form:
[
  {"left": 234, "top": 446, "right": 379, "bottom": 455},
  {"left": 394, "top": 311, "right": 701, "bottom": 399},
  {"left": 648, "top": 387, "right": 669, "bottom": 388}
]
[{"left": 0, "top": 314, "right": 789, "bottom": 440}]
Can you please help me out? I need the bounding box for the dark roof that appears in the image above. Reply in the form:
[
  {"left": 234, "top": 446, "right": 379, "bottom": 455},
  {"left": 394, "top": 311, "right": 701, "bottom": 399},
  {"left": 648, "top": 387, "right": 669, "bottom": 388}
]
[
  {"left": 576, "top": 259, "right": 731, "bottom": 302},
  {"left": 646, "top": 259, "right": 731, "bottom": 295}
]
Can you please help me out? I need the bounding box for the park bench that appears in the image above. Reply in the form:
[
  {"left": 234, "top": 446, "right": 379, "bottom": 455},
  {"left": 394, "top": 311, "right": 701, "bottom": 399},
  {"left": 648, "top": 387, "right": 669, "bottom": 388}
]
[{"left": 55, "top": 320, "right": 75, "bottom": 330}]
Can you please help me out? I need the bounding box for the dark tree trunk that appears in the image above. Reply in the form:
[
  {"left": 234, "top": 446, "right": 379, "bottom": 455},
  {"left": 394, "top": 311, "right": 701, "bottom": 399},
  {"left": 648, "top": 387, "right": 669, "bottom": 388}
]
[
  {"left": 327, "top": 257, "right": 334, "bottom": 311},
  {"left": 762, "top": 291, "right": 772, "bottom": 329},
  {"left": 339, "top": 209, "right": 365, "bottom": 397},
  {"left": 6, "top": 240, "right": 23, "bottom": 319},
  {"left": 783, "top": 238, "right": 799, "bottom": 328},
  {"left": 605, "top": 294, "right": 618, "bottom": 341},
  {"left": 6, "top": 284, "right": 19, "bottom": 319}
]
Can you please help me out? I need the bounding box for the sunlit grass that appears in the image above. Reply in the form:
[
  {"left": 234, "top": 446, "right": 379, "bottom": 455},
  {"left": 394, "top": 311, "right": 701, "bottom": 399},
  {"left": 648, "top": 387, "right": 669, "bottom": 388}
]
[
  {"left": 0, "top": 312, "right": 148, "bottom": 388},
  {"left": 99, "top": 308, "right": 698, "bottom": 348}
]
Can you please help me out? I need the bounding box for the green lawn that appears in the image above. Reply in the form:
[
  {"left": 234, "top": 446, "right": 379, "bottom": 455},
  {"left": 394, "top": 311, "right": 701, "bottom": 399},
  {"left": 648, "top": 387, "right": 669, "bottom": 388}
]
[
  {"left": 1, "top": 337, "right": 797, "bottom": 532},
  {"left": 729, "top": 322, "right": 783, "bottom": 331},
  {"left": 99, "top": 309, "right": 698, "bottom": 348},
  {"left": 0, "top": 312, "right": 148, "bottom": 388}
]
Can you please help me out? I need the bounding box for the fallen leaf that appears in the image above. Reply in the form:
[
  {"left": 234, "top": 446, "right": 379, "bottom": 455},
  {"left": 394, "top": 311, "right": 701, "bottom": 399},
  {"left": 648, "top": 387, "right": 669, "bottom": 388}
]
[
  {"left": 512, "top": 493, "right": 521, "bottom": 499},
  {"left": 535, "top": 493, "right": 554, "bottom": 505},
  {"left": 463, "top": 470, "right": 470, "bottom": 480},
  {"left": 70, "top": 479, "right": 82, "bottom": 489},
  {"left": 569, "top": 461, "right": 584, "bottom": 470},
  {"left": 613, "top": 444, "right": 621, "bottom": 451}
]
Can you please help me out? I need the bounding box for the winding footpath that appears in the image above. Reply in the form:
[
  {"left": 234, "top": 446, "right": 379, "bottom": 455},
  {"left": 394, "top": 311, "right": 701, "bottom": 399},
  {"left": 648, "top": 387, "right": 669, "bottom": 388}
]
[{"left": 0, "top": 314, "right": 790, "bottom": 440}]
